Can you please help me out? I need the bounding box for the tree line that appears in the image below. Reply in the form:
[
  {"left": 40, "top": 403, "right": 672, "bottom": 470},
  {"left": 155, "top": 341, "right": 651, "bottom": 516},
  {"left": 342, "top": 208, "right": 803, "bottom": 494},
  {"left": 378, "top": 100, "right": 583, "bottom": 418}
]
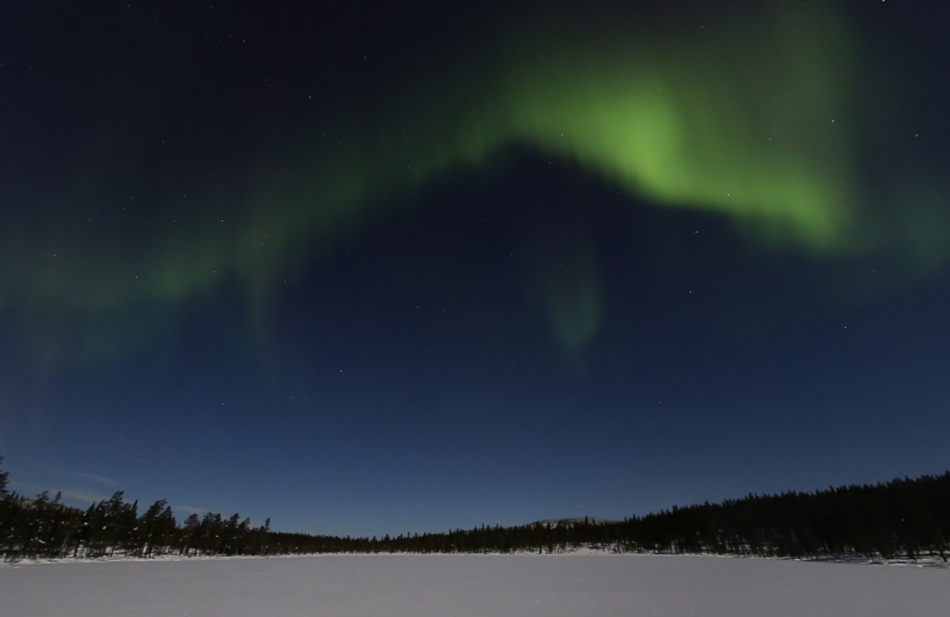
[{"left": 1, "top": 455, "right": 947, "bottom": 561}]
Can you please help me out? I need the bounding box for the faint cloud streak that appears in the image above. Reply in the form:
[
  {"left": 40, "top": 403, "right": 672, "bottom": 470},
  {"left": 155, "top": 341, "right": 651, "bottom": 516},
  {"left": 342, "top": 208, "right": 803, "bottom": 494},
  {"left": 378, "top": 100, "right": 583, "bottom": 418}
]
[
  {"left": 16, "top": 482, "right": 109, "bottom": 504},
  {"left": 74, "top": 472, "right": 122, "bottom": 488},
  {"left": 55, "top": 488, "right": 111, "bottom": 504}
]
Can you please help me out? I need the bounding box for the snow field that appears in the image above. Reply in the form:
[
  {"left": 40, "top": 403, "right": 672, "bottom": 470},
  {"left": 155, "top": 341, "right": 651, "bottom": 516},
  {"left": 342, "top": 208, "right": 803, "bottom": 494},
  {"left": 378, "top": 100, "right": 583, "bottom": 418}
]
[{"left": 1, "top": 553, "right": 947, "bottom": 616}]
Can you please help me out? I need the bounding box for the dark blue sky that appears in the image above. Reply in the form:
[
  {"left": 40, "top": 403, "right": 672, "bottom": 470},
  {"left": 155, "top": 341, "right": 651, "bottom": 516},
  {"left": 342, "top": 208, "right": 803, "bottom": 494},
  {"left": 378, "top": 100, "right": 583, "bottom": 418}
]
[{"left": 1, "top": 0, "right": 948, "bottom": 537}]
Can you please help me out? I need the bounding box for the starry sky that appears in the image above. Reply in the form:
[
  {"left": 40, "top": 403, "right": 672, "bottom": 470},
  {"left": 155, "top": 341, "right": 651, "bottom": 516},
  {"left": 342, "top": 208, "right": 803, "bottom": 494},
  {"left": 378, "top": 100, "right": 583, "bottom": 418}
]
[{"left": 1, "top": 0, "right": 948, "bottom": 537}]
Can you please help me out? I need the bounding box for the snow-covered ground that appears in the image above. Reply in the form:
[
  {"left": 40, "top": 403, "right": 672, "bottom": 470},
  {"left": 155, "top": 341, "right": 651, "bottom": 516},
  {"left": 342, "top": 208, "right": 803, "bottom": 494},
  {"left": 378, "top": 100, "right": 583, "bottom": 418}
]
[{"left": 2, "top": 553, "right": 947, "bottom": 616}]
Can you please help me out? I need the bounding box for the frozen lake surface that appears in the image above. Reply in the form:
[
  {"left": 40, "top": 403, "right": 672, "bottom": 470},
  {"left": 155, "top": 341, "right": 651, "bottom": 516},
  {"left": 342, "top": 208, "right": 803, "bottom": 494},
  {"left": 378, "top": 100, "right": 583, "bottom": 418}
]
[{"left": 2, "top": 553, "right": 947, "bottom": 616}]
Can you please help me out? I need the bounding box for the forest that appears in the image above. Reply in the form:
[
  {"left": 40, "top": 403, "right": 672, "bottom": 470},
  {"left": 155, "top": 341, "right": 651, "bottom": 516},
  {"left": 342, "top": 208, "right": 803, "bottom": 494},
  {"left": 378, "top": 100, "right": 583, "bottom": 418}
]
[{"left": 1, "top": 456, "right": 947, "bottom": 562}]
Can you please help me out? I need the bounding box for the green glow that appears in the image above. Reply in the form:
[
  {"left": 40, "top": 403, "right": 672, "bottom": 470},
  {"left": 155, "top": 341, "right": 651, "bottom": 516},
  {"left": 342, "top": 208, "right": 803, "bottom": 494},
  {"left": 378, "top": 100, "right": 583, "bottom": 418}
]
[
  {"left": 1, "top": 3, "right": 943, "bottom": 358},
  {"left": 537, "top": 238, "right": 604, "bottom": 355}
]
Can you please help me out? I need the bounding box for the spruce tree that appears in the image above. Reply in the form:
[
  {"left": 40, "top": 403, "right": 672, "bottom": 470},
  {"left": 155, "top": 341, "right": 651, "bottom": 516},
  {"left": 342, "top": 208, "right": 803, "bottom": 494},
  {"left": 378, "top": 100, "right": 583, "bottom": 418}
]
[
  {"left": 138, "top": 499, "right": 168, "bottom": 557},
  {"left": 0, "top": 455, "right": 8, "bottom": 495},
  {"left": 181, "top": 513, "right": 201, "bottom": 556}
]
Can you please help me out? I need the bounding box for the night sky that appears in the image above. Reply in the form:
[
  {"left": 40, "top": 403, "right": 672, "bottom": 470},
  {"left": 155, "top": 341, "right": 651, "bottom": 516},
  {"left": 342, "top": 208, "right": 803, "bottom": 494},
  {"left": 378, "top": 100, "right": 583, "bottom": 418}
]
[{"left": 1, "top": 0, "right": 948, "bottom": 537}]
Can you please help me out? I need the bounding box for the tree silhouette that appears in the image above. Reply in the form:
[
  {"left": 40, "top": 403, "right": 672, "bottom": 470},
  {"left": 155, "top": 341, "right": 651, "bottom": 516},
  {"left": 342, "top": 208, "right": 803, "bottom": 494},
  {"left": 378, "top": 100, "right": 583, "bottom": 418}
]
[{"left": 1, "top": 452, "right": 948, "bottom": 562}]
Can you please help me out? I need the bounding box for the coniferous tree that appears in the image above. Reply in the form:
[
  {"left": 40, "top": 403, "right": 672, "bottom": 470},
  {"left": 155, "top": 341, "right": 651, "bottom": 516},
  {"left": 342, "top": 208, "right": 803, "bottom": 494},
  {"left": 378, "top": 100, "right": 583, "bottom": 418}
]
[
  {"left": 137, "top": 499, "right": 168, "bottom": 558},
  {"left": 180, "top": 513, "right": 201, "bottom": 557},
  {"left": 1, "top": 454, "right": 948, "bottom": 562},
  {"left": 0, "top": 455, "right": 8, "bottom": 496},
  {"left": 155, "top": 506, "right": 177, "bottom": 557},
  {"left": 0, "top": 456, "right": 11, "bottom": 558}
]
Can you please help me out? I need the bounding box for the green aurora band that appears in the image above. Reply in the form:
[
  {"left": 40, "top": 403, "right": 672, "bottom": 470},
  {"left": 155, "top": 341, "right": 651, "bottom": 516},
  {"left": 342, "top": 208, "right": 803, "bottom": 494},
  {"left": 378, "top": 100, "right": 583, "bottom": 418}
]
[{"left": 2, "top": 3, "right": 945, "bottom": 361}]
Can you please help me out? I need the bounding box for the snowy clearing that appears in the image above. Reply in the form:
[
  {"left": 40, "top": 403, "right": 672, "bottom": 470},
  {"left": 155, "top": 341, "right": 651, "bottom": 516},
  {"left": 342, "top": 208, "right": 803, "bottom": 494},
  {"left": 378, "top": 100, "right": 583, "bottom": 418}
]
[{"left": 2, "top": 553, "right": 948, "bottom": 616}]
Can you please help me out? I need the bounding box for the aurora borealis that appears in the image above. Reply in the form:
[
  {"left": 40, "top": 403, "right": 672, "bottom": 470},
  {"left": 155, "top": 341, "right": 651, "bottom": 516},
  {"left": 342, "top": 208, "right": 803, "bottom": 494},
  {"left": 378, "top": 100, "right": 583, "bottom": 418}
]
[{"left": 1, "top": 1, "right": 949, "bottom": 535}]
